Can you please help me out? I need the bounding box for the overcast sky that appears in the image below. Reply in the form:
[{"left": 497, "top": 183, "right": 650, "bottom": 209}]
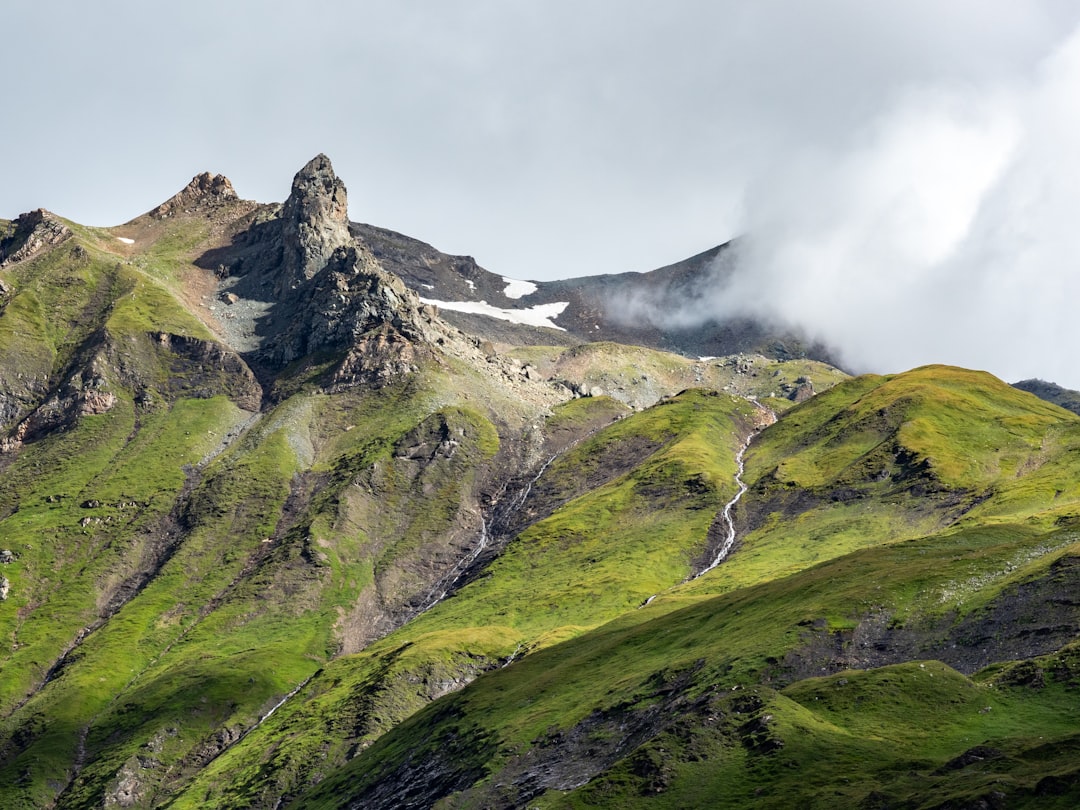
[{"left": 4, "top": 2, "right": 1080, "bottom": 386}]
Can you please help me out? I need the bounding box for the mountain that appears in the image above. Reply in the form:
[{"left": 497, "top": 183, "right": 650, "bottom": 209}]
[
  {"left": 355, "top": 225, "right": 835, "bottom": 362},
  {"left": 1013, "top": 378, "right": 1080, "bottom": 418},
  {"left": 1, "top": 156, "right": 1078, "bottom": 809}
]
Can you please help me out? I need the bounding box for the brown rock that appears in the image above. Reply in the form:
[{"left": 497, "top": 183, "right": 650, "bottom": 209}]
[{"left": 150, "top": 173, "right": 238, "bottom": 219}]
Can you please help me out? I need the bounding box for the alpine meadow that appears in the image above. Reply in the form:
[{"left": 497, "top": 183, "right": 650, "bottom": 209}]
[{"left": 2, "top": 155, "right": 1080, "bottom": 809}]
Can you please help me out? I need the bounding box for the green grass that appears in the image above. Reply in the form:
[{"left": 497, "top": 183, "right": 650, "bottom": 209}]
[
  {"left": 1, "top": 353, "right": 556, "bottom": 808},
  {"left": 168, "top": 369, "right": 1080, "bottom": 809},
  {"left": 104, "top": 266, "right": 214, "bottom": 338},
  {"left": 7, "top": 218, "right": 1080, "bottom": 810},
  {"left": 545, "top": 660, "right": 1080, "bottom": 809},
  {"left": 166, "top": 389, "right": 758, "bottom": 807},
  {"left": 294, "top": 521, "right": 1080, "bottom": 809},
  {"left": 671, "top": 365, "right": 1080, "bottom": 598}
]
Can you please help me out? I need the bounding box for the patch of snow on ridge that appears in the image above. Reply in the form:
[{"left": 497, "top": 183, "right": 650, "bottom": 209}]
[
  {"left": 116, "top": 237, "right": 135, "bottom": 245},
  {"left": 465, "top": 279, "right": 476, "bottom": 291},
  {"left": 420, "top": 297, "right": 568, "bottom": 331},
  {"left": 502, "top": 277, "right": 538, "bottom": 299}
]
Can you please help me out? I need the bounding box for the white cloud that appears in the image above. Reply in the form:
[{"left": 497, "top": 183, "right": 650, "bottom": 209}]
[{"left": 645, "top": 15, "right": 1080, "bottom": 388}]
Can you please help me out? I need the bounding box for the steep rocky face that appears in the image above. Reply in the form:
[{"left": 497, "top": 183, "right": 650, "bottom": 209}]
[
  {"left": 0, "top": 330, "right": 262, "bottom": 454},
  {"left": 0, "top": 209, "right": 72, "bottom": 267},
  {"left": 261, "top": 243, "right": 446, "bottom": 379},
  {"left": 188, "top": 157, "right": 568, "bottom": 409},
  {"left": 0, "top": 366, "right": 116, "bottom": 453},
  {"left": 278, "top": 153, "right": 352, "bottom": 294},
  {"left": 149, "top": 172, "right": 239, "bottom": 219}
]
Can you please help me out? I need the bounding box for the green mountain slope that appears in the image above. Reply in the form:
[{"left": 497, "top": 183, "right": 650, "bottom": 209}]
[
  {"left": 692, "top": 365, "right": 1080, "bottom": 595},
  {"left": 295, "top": 523, "right": 1080, "bottom": 808},
  {"left": 163, "top": 388, "right": 761, "bottom": 807},
  {"left": 4, "top": 157, "right": 1079, "bottom": 809},
  {"left": 281, "top": 367, "right": 1080, "bottom": 808}
]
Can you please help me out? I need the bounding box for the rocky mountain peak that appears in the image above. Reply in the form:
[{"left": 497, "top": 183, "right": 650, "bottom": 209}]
[
  {"left": 150, "top": 172, "right": 239, "bottom": 219},
  {"left": 0, "top": 208, "right": 72, "bottom": 268},
  {"left": 279, "top": 153, "right": 351, "bottom": 293}
]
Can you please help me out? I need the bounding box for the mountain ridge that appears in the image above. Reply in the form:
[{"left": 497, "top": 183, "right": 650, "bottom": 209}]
[{"left": 1, "top": 156, "right": 1079, "bottom": 808}]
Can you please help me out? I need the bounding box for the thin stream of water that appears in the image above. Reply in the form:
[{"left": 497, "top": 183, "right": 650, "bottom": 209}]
[{"left": 693, "top": 434, "right": 753, "bottom": 579}]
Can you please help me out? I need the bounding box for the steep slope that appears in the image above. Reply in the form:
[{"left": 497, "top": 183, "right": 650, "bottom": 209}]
[
  {"left": 0, "top": 158, "right": 570, "bottom": 808},
  {"left": 0, "top": 156, "right": 847, "bottom": 808},
  {"left": 164, "top": 389, "right": 763, "bottom": 807},
  {"left": 352, "top": 223, "right": 836, "bottom": 362},
  {"left": 695, "top": 365, "right": 1080, "bottom": 594},
  {"left": 7, "top": 157, "right": 1079, "bottom": 810},
  {"left": 283, "top": 368, "right": 1080, "bottom": 809},
  {"left": 296, "top": 523, "right": 1080, "bottom": 809}
]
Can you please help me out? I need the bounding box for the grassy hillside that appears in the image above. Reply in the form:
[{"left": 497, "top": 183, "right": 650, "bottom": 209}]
[
  {"left": 676, "top": 366, "right": 1080, "bottom": 596},
  {"left": 0, "top": 221, "right": 559, "bottom": 807},
  {"left": 4, "top": 190, "right": 1080, "bottom": 810},
  {"left": 296, "top": 521, "right": 1080, "bottom": 808},
  {"left": 166, "top": 389, "right": 760, "bottom": 807},
  {"left": 274, "top": 367, "right": 1080, "bottom": 808}
]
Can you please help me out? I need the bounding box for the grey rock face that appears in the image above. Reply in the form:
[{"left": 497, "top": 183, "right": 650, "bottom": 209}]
[
  {"left": 263, "top": 244, "right": 444, "bottom": 381},
  {"left": 0, "top": 209, "right": 73, "bottom": 267},
  {"left": 278, "top": 153, "right": 352, "bottom": 294}
]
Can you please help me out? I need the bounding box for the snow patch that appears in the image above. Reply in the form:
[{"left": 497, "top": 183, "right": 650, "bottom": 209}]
[
  {"left": 465, "top": 279, "right": 476, "bottom": 291},
  {"left": 420, "top": 283, "right": 434, "bottom": 290},
  {"left": 116, "top": 237, "right": 135, "bottom": 245},
  {"left": 421, "top": 297, "right": 568, "bottom": 331},
  {"left": 502, "top": 277, "right": 538, "bottom": 299}
]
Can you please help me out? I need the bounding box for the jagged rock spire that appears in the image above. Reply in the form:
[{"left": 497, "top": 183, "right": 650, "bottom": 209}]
[{"left": 279, "top": 154, "right": 352, "bottom": 293}]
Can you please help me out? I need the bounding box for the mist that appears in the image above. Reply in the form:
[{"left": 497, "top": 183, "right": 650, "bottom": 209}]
[{"left": 619, "top": 9, "right": 1080, "bottom": 389}]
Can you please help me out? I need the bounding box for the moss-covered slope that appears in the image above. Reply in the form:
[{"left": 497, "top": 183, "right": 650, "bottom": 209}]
[
  {"left": 280, "top": 367, "right": 1080, "bottom": 809},
  {"left": 5, "top": 160, "right": 1080, "bottom": 810}
]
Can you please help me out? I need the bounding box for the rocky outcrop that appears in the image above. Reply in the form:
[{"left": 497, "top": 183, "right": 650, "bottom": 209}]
[
  {"left": 0, "top": 209, "right": 72, "bottom": 267},
  {"left": 147, "top": 332, "right": 262, "bottom": 410},
  {"left": 191, "top": 156, "right": 573, "bottom": 407},
  {"left": 0, "top": 368, "right": 119, "bottom": 453},
  {"left": 779, "top": 552, "right": 1080, "bottom": 681},
  {"left": 263, "top": 244, "right": 446, "bottom": 379},
  {"left": 149, "top": 173, "right": 239, "bottom": 219},
  {"left": 278, "top": 154, "right": 352, "bottom": 294},
  {"left": 1, "top": 327, "right": 262, "bottom": 454},
  {"left": 787, "top": 376, "right": 815, "bottom": 402}
]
